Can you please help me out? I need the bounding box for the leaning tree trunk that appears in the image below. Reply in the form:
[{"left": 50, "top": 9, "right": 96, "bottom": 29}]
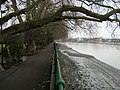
[
  {"left": 26, "top": 40, "right": 37, "bottom": 54},
  {"left": 25, "top": 0, "right": 37, "bottom": 54},
  {"left": 0, "top": 64, "right": 5, "bottom": 71}
]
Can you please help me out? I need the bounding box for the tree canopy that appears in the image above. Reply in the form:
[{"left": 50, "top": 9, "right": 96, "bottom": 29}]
[{"left": 0, "top": 0, "right": 120, "bottom": 42}]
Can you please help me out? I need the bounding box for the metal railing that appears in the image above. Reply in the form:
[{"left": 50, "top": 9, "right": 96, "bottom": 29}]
[{"left": 53, "top": 42, "right": 65, "bottom": 90}]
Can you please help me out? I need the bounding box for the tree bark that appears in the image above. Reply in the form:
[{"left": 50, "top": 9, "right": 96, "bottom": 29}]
[
  {"left": 0, "top": 0, "right": 7, "bottom": 5},
  {"left": 11, "top": 0, "right": 23, "bottom": 23},
  {"left": 0, "top": 0, "right": 43, "bottom": 25},
  {"left": 0, "top": 5, "right": 120, "bottom": 43},
  {"left": 26, "top": 40, "right": 36, "bottom": 54},
  {"left": 1, "top": 5, "right": 120, "bottom": 25}
]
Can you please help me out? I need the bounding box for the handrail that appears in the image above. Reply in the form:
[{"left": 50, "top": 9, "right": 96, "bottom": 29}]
[{"left": 53, "top": 42, "right": 65, "bottom": 90}]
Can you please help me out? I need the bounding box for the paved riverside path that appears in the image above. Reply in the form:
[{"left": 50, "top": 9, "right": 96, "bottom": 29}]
[{"left": 0, "top": 44, "right": 53, "bottom": 90}]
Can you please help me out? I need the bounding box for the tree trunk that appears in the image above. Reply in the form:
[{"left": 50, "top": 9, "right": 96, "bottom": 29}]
[
  {"left": 0, "top": 64, "right": 5, "bottom": 71},
  {"left": 25, "top": 0, "right": 37, "bottom": 54},
  {"left": 26, "top": 40, "right": 37, "bottom": 54},
  {"left": 1, "top": 44, "right": 4, "bottom": 66}
]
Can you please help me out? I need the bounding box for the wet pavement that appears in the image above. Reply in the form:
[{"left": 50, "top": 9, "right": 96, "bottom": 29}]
[{"left": 0, "top": 44, "right": 53, "bottom": 90}]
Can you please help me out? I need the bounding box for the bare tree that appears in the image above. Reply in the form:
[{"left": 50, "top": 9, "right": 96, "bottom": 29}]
[{"left": 0, "top": 0, "right": 120, "bottom": 42}]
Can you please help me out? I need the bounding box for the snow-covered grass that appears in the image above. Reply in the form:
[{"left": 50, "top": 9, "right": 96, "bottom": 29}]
[{"left": 58, "top": 43, "right": 120, "bottom": 90}]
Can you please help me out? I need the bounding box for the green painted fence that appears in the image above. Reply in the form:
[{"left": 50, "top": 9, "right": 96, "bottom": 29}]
[{"left": 53, "top": 42, "right": 65, "bottom": 90}]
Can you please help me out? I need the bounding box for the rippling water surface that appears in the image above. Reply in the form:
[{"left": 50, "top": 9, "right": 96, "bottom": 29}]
[{"left": 64, "top": 42, "right": 120, "bottom": 69}]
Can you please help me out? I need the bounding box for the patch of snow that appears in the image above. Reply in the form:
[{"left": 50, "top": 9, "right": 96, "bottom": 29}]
[{"left": 58, "top": 43, "right": 120, "bottom": 90}]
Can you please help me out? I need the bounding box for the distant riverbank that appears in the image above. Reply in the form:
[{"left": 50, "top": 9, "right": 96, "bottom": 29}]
[
  {"left": 58, "top": 43, "right": 120, "bottom": 90},
  {"left": 82, "top": 42, "right": 120, "bottom": 45}
]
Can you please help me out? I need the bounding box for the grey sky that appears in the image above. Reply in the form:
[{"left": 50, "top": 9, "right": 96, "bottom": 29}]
[{"left": 69, "top": 22, "right": 120, "bottom": 38}]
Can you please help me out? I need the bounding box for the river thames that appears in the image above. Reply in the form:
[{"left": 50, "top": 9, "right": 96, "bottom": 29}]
[{"left": 64, "top": 42, "right": 120, "bottom": 69}]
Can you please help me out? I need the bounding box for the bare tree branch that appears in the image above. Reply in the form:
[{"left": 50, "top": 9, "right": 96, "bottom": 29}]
[
  {"left": 0, "top": 0, "right": 7, "bottom": 5},
  {"left": 81, "top": 0, "right": 114, "bottom": 9},
  {"left": 60, "top": 5, "right": 120, "bottom": 21},
  {"left": 1, "top": 4, "right": 120, "bottom": 25},
  {"left": 0, "top": 12, "right": 62, "bottom": 42},
  {"left": 62, "top": 16, "right": 101, "bottom": 22},
  {"left": 0, "top": 0, "right": 43, "bottom": 25},
  {"left": 0, "top": 4, "right": 120, "bottom": 42}
]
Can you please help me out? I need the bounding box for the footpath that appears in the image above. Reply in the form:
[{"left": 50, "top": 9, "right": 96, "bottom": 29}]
[{"left": 0, "top": 44, "right": 53, "bottom": 90}]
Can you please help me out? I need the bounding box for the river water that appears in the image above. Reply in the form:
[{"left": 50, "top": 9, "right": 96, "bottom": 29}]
[{"left": 64, "top": 42, "right": 120, "bottom": 69}]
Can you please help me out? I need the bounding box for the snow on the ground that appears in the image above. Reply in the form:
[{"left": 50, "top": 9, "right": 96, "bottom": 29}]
[{"left": 58, "top": 43, "right": 120, "bottom": 90}]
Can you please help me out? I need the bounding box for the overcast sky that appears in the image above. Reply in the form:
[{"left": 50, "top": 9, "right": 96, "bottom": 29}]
[{"left": 69, "top": 22, "right": 120, "bottom": 39}]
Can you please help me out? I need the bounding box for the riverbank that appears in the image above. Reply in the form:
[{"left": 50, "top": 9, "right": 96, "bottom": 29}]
[{"left": 58, "top": 43, "right": 120, "bottom": 90}]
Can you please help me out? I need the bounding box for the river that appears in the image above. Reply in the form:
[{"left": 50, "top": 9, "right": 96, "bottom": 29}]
[{"left": 63, "top": 42, "right": 120, "bottom": 69}]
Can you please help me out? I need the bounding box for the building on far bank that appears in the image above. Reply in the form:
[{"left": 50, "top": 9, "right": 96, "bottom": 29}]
[
  {"left": 80, "top": 37, "right": 103, "bottom": 43},
  {"left": 69, "top": 37, "right": 120, "bottom": 44},
  {"left": 66, "top": 36, "right": 120, "bottom": 44}
]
